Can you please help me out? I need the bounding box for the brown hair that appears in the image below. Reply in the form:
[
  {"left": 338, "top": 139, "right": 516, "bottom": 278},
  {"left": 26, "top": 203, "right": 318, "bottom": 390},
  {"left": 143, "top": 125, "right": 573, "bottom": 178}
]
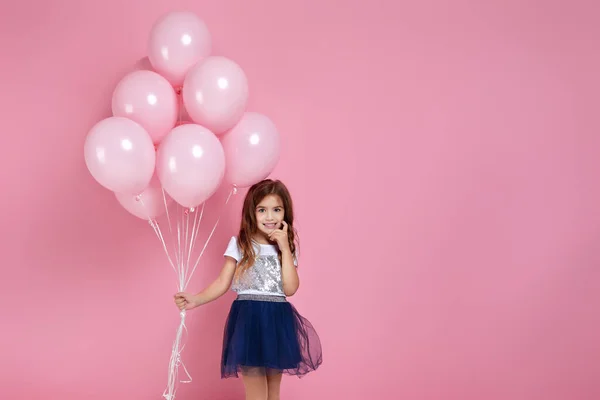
[{"left": 234, "top": 179, "right": 298, "bottom": 278}]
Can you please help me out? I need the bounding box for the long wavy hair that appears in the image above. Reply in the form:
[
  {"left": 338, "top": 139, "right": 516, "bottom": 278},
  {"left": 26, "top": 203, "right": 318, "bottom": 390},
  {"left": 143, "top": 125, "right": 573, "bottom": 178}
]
[{"left": 234, "top": 179, "right": 298, "bottom": 279}]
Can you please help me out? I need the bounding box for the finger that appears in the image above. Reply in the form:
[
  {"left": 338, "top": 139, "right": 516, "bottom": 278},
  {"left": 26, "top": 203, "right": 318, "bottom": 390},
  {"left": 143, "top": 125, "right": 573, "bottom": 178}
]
[
  {"left": 281, "top": 221, "right": 288, "bottom": 232},
  {"left": 271, "top": 232, "right": 283, "bottom": 242},
  {"left": 269, "top": 233, "right": 280, "bottom": 242}
]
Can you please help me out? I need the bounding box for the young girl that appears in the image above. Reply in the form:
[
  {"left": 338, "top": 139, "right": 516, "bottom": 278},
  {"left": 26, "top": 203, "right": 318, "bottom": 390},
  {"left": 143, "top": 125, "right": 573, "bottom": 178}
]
[{"left": 174, "top": 179, "right": 322, "bottom": 400}]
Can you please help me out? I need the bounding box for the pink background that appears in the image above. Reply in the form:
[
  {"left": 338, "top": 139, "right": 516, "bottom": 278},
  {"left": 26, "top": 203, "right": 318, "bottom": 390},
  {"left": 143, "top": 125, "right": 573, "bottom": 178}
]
[{"left": 1, "top": 0, "right": 600, "bottom": 399}]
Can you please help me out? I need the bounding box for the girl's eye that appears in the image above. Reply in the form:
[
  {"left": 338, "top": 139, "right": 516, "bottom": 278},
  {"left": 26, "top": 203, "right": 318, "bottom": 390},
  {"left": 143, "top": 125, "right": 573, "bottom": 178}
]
[
  {"left": 258, "top": 209, "right": 265, "bottom": 213},
  {"left": 274, "top": 208, "right": 282, "bottom": 212}
]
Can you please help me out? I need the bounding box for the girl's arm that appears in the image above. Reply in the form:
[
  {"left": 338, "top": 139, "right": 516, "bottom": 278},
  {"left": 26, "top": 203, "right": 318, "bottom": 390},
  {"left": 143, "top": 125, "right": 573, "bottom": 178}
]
[
  {"left": 270, "top": 221, "right": 300, "bottom": 296},
  {"left": 175, "top": 257, "right": 237, "bottom": 310},
  {"left": 280, "top": 247, "right": 300, "bottom": 296},
  {"left": 194, "top": 256, "right": 237, "bottom": 305}
]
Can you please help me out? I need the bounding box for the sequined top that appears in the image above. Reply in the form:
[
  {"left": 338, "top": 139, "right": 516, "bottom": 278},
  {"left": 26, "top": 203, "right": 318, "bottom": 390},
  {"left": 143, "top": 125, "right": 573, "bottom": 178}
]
[{"left": 224, "top": 236, "right": 297, "bottom": 297}]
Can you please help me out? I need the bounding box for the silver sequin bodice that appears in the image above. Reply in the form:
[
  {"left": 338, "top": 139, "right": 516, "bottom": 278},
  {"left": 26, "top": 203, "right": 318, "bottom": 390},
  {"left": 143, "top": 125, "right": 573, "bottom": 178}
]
[{"left": 232, "top": 255, "right": 284, "bottom": 296}]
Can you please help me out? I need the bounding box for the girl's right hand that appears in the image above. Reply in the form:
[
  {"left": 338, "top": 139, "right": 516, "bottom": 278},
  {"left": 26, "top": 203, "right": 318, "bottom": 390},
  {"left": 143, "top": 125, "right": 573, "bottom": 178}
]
[{"left": 174, "top": 292, "right": 200, "bottom": 310}]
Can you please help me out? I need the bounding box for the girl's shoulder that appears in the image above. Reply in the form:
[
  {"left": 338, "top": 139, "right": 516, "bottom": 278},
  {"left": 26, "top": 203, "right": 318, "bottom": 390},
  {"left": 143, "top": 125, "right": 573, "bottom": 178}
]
[{"left": 224, "top": 236, "right": 242, "bottom": 262}]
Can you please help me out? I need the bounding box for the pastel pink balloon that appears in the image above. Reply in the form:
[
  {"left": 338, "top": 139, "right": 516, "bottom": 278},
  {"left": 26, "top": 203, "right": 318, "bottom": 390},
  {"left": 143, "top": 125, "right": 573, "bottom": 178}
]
[
  {"left": 148, "top": 11, "right": 211, "bottom": 86},
  {"left": 112, "top": 70, "right": 178, "bottom": 144},
  {"left": 84, "top": 117, "right": 156, "bottom": 194},
  {"left": 221, "top": 112, "right": 280, "bottom": 188},
  {"left": 115, "top": 175, "right": 172, "bottom": 220},
  {"left": 157, "top": 124, "right": 225, "bottom": 208},
  {"left": 182, "top": 56, "right": 249, "bottom": 134}
]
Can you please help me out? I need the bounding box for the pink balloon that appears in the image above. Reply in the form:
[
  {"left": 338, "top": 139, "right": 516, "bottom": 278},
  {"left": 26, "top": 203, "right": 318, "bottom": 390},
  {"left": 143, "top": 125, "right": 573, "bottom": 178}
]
[
  {"left": 157, "top": 124, "right": 225, "bottom": 208},
  {"left": 182, "top": 56, "right": 248, "bottom": 134},
  {"left": 148, "top": 11, "right": 211, "bottom": 86},
  {"left": 84, "top": 117, "right": 156, "bottom": 194},
  {"left": 115, "top": 175, "right": 172, "bottom": 220},
  {"left": 112, "top": 70, "right": 178, "bottom": 144},
  {"left": 221, "top": 112, "right": 280, "bottom": 188}
]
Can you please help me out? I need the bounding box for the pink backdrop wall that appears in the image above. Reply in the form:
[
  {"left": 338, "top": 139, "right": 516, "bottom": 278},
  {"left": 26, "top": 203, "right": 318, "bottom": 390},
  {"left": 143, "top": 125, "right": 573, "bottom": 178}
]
[{"left": 1, "top": 0, "right": 599, "bottom": 399}]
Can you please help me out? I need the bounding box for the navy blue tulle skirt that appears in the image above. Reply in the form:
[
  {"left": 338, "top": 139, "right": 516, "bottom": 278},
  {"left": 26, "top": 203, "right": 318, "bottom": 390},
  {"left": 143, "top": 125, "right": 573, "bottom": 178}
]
[{"left": 221, "top": 294, "right": 322, "bottom": 378}]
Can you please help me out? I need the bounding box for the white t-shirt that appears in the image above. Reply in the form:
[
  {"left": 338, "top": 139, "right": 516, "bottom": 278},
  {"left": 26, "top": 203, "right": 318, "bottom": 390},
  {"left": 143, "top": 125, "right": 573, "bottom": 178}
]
[{"left": 224, "top": 236, "right": 297, "bottom": 297}]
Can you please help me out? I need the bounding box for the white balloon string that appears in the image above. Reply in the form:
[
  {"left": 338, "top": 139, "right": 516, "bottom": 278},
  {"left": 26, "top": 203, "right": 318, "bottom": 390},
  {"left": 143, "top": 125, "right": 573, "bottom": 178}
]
[
  {"left": 176, "top": 207, "right": 184, "bottom": 289},
  {"left": 162, "top": 310, "right": 192, "bottom": 400},
  {"left": 183, "top": 208, "right": 190, "bottom": 287},
  {"left": 186, "top": 203, "right": 205, "bottom": 280},
  {"left": 138, "top": 196, "right": 191, "bottom": 400},
  {"left": 149, "top": 219, "right": 177, "bottom": 274},
  {"left": 185, "top": 187, "right": 235, "bottom": 289},
  {"left": 162, "top": 209, "right": 192, "bottom": 400},
  {"left": 162, "top": 188, "right": 181, "bottom": 270},
  {"left": 145, "top": 185, "right": 236, "bottom": 400},
  {"left": 136, "top": 196, "right": 176, "bottom": 274},
  {"left": 161, "top": 89, "right": 191, "bottom": 400}
]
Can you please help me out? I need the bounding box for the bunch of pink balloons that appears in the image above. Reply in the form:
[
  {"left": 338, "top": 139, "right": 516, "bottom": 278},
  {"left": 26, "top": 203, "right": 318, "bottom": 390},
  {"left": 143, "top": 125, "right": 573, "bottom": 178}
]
[{"left": 84, "top": 11, "right": 281, "bottom": 218}]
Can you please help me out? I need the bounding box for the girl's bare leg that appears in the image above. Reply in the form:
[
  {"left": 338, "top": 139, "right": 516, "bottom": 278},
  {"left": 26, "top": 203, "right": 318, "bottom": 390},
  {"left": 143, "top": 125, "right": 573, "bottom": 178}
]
[
  {"left": 266, "top": 371, "right": 283, "bottom": 400},
  {"left": 241, "top": 368, "right": 268, "bottom": 400}
]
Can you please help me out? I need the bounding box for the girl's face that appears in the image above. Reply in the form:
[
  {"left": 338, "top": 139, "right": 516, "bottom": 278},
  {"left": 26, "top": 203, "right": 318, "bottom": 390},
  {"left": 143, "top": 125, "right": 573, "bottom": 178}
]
[{"left": 254, "top": 194, "right": 285, "bottom": 238}]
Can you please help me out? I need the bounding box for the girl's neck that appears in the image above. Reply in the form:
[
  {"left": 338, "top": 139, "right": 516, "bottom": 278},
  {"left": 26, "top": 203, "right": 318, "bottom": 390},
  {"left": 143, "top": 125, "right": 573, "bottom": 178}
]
[{"left": 251, "top": 233, "right": 272, "bottom": 245}]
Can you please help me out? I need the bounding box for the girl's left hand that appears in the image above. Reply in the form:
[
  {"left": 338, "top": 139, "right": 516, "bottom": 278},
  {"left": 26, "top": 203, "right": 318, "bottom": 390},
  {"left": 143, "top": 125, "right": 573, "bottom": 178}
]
[{"left": 269, "top": 221, "right": 290, "bottom": 250}]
